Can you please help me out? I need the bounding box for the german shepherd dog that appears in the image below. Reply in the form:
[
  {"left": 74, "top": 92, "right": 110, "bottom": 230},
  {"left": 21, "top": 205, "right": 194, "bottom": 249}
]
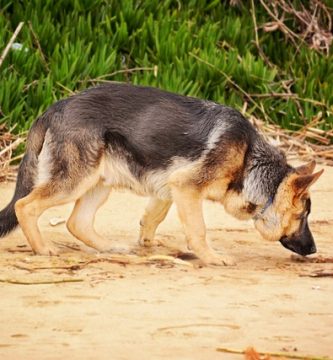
[{"left": 0, "top": 83, "right": 323, "bottom": 265}]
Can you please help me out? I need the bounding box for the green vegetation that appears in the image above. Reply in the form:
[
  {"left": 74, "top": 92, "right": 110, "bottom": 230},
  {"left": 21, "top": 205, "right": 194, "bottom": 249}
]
[{"left": 0, "top": 0, "right": 332, "bottom": 138}]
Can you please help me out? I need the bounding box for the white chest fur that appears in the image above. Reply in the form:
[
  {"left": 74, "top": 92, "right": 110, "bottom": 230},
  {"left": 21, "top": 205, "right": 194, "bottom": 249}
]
[{"left": 100, "top": 156, "right": 172, "bottom": 199}]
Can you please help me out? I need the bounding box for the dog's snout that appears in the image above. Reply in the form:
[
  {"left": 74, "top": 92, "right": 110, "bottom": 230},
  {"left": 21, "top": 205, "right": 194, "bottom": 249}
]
[
  {"left": 279, "top": 216, "right": 317, "bottom": 256},
  {"left": 279, "top": 232, "right": 317, "bottom": 256}
]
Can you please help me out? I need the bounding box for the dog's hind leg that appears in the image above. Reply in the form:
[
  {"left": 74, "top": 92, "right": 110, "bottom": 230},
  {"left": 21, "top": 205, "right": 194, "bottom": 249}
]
[
  {"left": 15, "top": 191, "right": 60, "bottom": 255},
  {"left": 138, "top": 197, "right": 172, "bottom": 247},
  {"left": 171, "top": 185, "right": 235, "bottom": 266},
  {"left": 67, "top": 182, "right": 112, "bottom": 252},
  {"left": 14, "top": 175, "right": 100, "bottom": 255}
]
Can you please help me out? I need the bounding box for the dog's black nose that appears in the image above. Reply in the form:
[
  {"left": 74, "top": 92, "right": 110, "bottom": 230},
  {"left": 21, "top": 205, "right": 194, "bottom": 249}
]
[
  {"left": 309, "top": 244, "right": 317, "bottom": 254},
  {"left": 279, "top": 236, "right": 317, "bottom": 256}
]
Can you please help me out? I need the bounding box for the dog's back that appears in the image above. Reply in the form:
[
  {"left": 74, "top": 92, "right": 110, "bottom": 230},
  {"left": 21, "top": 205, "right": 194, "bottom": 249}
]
[{"left": 47, "top": 83, "right": 257, "bottom": 171}]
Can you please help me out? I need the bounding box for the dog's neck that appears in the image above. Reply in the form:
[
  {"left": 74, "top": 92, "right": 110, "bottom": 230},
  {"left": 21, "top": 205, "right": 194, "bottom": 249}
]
[{"left": 242, "top": 136, "right": 291, "bottom": 206}]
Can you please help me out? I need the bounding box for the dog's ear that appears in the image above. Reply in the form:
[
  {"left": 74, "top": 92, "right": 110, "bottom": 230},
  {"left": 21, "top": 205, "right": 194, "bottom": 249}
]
[
  {"left": 292, "top": 169, "right": 324, "bottom": 198},
  {"left": 295, "top": 160, "right": 316, "bottom": 175}
]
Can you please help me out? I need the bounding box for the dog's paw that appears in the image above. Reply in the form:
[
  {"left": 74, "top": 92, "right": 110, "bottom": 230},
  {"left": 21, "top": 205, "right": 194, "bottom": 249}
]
[
  {"left": 35, "top": 243, "right": 59, "bottom": 256},
  {"left": 138, "top": 236, "right": 157, "bottom": 248},
  {"left": 200, "top": 253, "right": 236, "bottom": 267}
]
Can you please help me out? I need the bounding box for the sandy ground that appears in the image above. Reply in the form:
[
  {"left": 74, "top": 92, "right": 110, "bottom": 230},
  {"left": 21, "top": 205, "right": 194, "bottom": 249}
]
[{"left": 0, "top": 166, "right": 332, "bottom": 360}]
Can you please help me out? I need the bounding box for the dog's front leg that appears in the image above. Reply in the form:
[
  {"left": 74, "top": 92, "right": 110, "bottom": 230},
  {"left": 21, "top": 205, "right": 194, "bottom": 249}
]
[
  {"left": 139, "top": 197, "right": 172, "bottom": 247},
  {"left": 171, "top": 185, "right": 235, "bottom": 266}
]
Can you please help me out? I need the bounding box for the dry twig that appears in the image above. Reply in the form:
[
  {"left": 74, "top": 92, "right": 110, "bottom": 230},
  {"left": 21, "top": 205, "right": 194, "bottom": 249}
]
[
  {"left": 0, "top": 125, "right": 25, "bottom": 182},
  {"left": 28, "top": 21, "right": 50, "bottom": 72},
  {"left": 299, "top": 271, "right": 333, "bottom": 278},
  {"left": 216, "top": 346, "right": 331, "bottom": 360},
  {"left": 0, "top": 278, "right": 83, "bottom": 285},
  {"left": 189, "top": 52, "right": 272, "bottom": 123},
  {"left": 0, "top": 22, "right": 24, "bottom": 68},
  {"left": 248, "top": 116, "right": 333, "bottom": 166},
  {"left": 82, "top": 67, "right": 158, "bottom": 85},
  {"left": 260, "top": 0, "right": 332, "bottom": 54},
  {"left": 11, "top": 254, "right": 193, "bottom": 273}
]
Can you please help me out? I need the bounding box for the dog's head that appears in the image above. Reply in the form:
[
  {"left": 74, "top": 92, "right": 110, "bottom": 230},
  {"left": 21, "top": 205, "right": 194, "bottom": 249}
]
[{"left": 254, "top": 160, "right": 323, "bottom": 256}]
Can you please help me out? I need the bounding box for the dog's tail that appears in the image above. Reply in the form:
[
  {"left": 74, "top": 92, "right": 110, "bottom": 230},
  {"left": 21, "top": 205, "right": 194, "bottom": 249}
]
[{"left": 0, "top": 113, "right": 50, "bottom": 237}]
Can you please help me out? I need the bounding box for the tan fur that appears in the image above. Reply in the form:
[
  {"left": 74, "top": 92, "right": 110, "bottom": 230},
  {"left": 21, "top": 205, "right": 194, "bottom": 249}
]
[
  {"left": 167, "top": 162, "right": 228, "bottom": 265},
  {"left": 170, "top": 184, "right": 235, "bottom": 266},
  {"left": 139, "top": 198, "right": 172, "bottom": 247},
  {"left": 254, "top": 168, "right": 323, "bottom": 242},
  {"left": 291, "top": 169, "right": 324, "bottom": 198},
  {"left": 67, "top": 182, "right": 112, "bottom": 251},
  {"left": 295, "top": 160, "right": 316, "bottom": 175},
  {"left": 223, "top": 190, "right": 255, "bottom": 220},
  {"left": 15, "top": 165, "right": 104, "bottom": 255},
  {"left": 203, "top": 144, "right": 251, "bottom": 220},
  {"left": 165, "top": 145, "right": 247, "bottom": 265}
]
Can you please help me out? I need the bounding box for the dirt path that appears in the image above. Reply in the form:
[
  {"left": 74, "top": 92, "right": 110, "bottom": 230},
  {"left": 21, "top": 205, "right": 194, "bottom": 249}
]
[{"left": 0, "top": 166, "right": 332, "bottom": 360}]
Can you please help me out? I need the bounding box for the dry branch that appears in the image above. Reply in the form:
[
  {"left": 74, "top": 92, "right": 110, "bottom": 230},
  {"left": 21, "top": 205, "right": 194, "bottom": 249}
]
[
  {"left": 248, "top": 116, "right": 333, "bottom": 166},
  {"left": 0, "top": 22, "right": 24, "bottom": 68},
  {"left": 11, "top": 254, "right": 193, "bottom": 273},
  {"left": 28, "top": 21, "right": 50, "bottom": 72},
  {"left": 0, "top": 125, "right": 26, "bottom": 182},
  {"left": 0, "top": 278, "right": 83, "bottom": 285},
  {"left": 216, "top": 346, "right": 331, "bottom": 360},
  {"left": 259, "top": 0, "right": 332, "bottom": 54},
  {"left": 299, "top": 271, "right": 333, "bottom": 278}
]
